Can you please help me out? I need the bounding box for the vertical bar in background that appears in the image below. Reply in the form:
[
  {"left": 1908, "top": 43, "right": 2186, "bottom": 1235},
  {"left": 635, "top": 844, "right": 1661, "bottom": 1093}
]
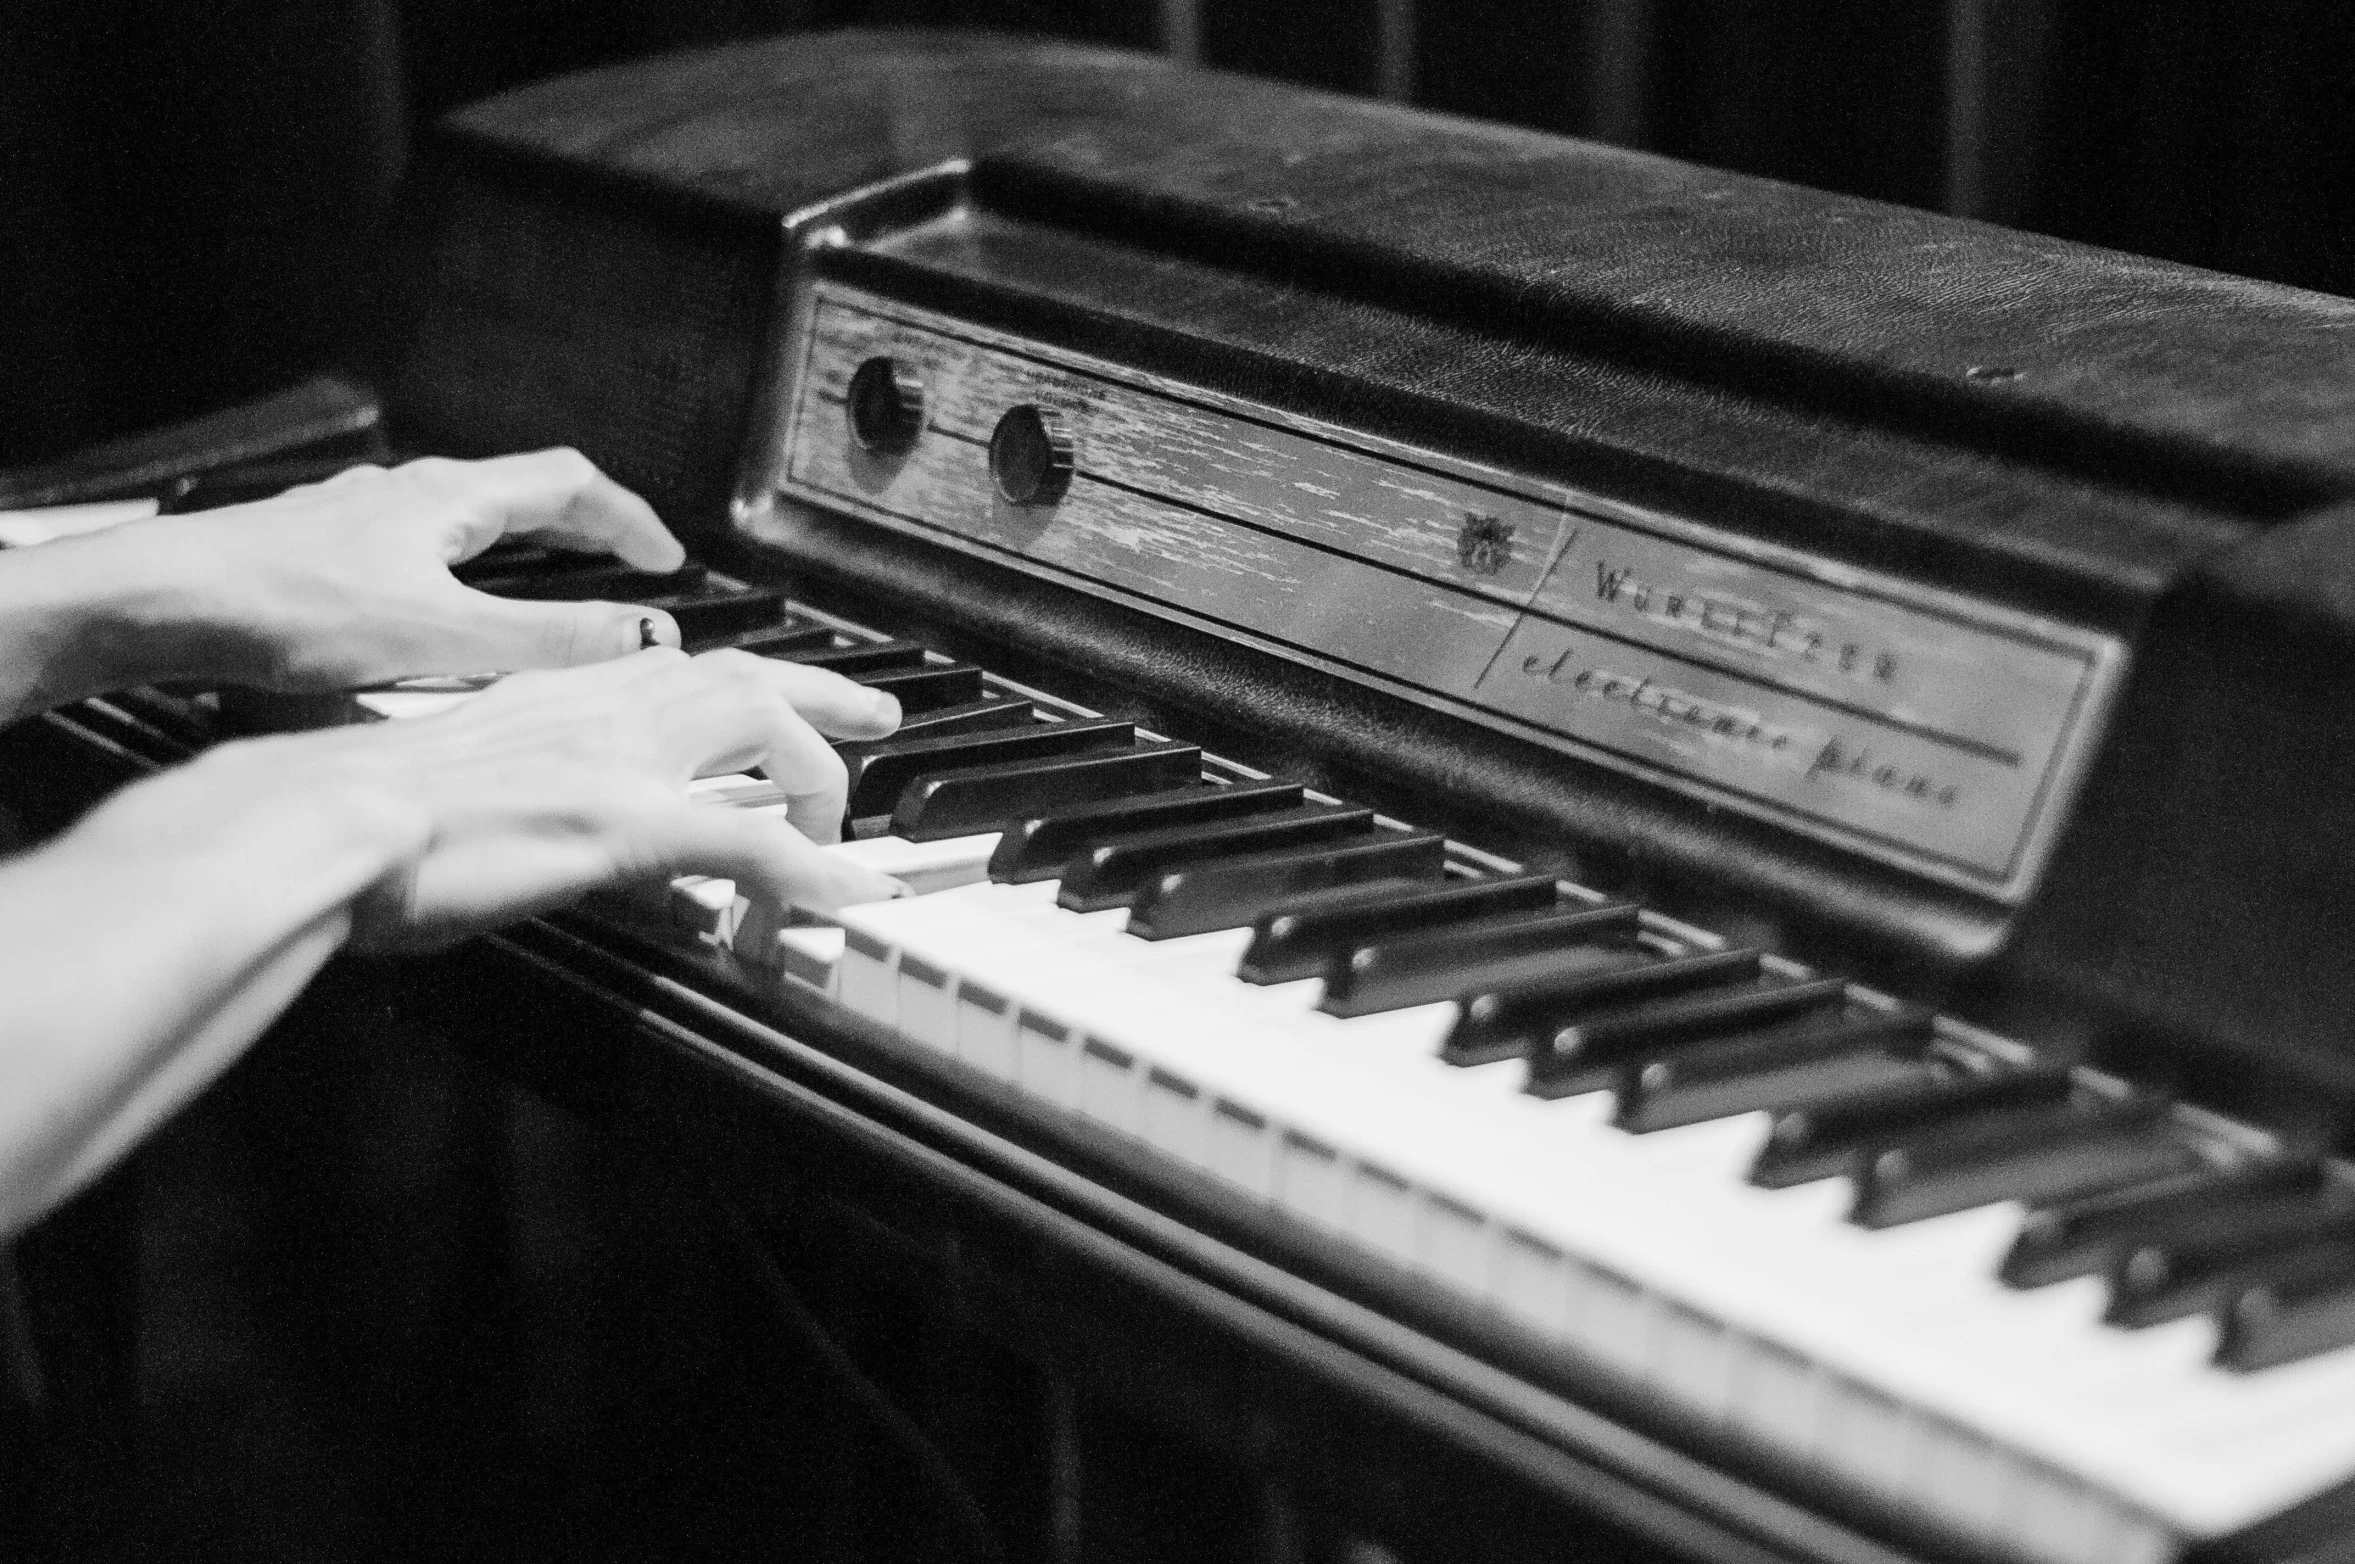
[
  {"left": 1587, "top": 0, "right": 1655, "bottom": 146},
  {"left": 1161, "top": 0, "right": 1202, "bottom": 65},
  {"left": 1375, "top": 0, "right": 1417, "bottom": 101},
  {"left": 1944, "top": 0, "right": 1994, "bottom": 217},
  {"left": 1944, "top": 0, "right": 2052, "bottom": 223}
]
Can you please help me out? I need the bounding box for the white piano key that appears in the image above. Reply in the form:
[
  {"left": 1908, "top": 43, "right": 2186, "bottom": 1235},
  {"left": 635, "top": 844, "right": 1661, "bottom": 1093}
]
[
  {"left": 0, "top": 496, "right": 158, "bottom": 547},
  {"left": 352, "top": 688, "right": 474, "bottom": 721},
  {"left": 1496, "top": 1231, "right": 1576, "bottom": 1338},
  {"left": 834, "top": 925, "right": 897, "bottom": 1025},
  {"left": 1079, "top": 1039, "right": 1144, "bottom": 1134},
  {"left": 1419, "top": 1195, "right": 1491, "bottom": 1297},
  {"left": 669, "top": 876, "right": 740, "bottom": 941},
  {"left": 1913, "top": 1416, "right": 2007, "bottom": 1535},
  {"left": 1349, "top": 1163, "right": 1417, "bottom": 1265},
  {"left": 1731, "top": 1338, "right": 1824, "bottom": 1455},
  {"left": 1654, "top": 1303, "right": 1736, "bottom": 1424},
  {"left": 1017, "top": 1011, "right": 1081, "bottom": 1111},
  {"left": 1821, "top": 1379, "right": 1917, "bottom": 1496},
  {"left": 1205, "top": 1099, "right": 1277, "bottom": 1196},
  {"left": 1276, "top": 1133, "right": 1346, "bottom": 1228},
  {"left": 895, "top": 950, "right": 957, "bottom": 1051},
  {"left": 1141, "top": 1067, "right": 1209, "bottom": 1167},
  {"left": 774, "top": 926, "right": 844, "bottom": 994},
  {"left": 823, "top": 829, "right": 1000, "bottom": 894},
  {"left": 1574, "top": 1262, "right": 1653, "bottom": 1377},
  {"left": 955, "top": 979, "right": 1018, "bottom": 1080}
]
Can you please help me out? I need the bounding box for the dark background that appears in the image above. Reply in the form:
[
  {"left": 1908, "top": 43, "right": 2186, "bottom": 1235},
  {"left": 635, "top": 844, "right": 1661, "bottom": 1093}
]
[{"left": 3, "top": 0, "right": 2352, "bottom": 470}]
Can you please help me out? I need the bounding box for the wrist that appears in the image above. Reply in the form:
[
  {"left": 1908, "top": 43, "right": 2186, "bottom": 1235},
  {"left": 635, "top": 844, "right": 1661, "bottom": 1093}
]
[
  {"left": 75, "top": 736, "right": 432, "bottom": 912},
  {"left": 1, "top": 519, "right": 262, "bottom": 703}
]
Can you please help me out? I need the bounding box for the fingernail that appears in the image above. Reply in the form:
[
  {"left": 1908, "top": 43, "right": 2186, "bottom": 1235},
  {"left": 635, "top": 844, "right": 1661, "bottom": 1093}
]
[
  {"left": 869, "top": 689, "right": 902, "bottom": 725},
  {"left": 638, "top": 617, "right": 657, "bottom": 650},
  {"left": 886, "top": 878, "right": 916, "bottom": 900}
]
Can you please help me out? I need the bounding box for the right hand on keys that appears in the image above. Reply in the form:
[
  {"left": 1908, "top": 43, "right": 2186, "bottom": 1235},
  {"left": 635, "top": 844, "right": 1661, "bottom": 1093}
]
[{"left": 80, "top": 646, "right": 908, "bottom": 952}]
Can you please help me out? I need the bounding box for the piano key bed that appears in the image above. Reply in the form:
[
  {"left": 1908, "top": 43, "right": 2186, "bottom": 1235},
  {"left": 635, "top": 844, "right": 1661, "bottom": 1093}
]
[{"left": 317, "top": 545, "right": 2355, "bottom": 1564}]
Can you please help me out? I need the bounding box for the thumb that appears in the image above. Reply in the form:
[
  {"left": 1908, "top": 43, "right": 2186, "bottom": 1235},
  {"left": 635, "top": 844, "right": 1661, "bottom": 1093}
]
[{"left": 465, "top": 594, "right": 684, "bottom": 669}]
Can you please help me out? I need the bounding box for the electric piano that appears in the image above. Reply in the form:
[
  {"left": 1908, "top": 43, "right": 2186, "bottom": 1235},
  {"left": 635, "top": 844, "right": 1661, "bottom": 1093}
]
[{"left": 22, "top": 27, "right": 2355, "bottom": 1564}]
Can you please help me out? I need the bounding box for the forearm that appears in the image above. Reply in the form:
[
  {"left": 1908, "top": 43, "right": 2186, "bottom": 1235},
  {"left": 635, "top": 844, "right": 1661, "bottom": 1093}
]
[
  {"left": 0, "top": 521, "right": 243, "bottom": 723},
  {"left": 0, "top": 757, "right": 422, "bottom": 1237}
]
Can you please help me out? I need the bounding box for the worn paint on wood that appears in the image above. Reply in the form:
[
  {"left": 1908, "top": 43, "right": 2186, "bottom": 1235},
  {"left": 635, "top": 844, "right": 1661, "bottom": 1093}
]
[{"left": 778, "top": 283, "right": 2123, "bottom": 897}]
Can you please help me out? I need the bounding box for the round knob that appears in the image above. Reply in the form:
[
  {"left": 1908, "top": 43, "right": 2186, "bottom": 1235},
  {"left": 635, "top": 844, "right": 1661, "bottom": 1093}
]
[
  {"left": 989, "top": 404, "right": 1075, "bottom": 506},
  {"left": 846, "top": 355, "right": 925, "bottom": 454}
]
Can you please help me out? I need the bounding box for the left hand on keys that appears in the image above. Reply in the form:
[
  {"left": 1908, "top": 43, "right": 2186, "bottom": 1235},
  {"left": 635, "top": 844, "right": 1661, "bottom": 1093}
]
[{"left": 163, "top": 447, "right": 697, "bottom": 690}]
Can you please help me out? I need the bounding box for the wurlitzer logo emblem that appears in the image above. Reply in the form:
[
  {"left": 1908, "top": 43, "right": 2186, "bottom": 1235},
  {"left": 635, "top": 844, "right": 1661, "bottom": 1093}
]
[{"left": 1457, "top": 512, "right": 1514, "bottom": 576}]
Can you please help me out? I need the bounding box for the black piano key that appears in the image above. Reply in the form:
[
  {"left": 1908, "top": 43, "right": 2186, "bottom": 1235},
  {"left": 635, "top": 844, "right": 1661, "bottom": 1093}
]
[
  {"left": 1748, "top": 1063, "right": 2075, "bottom": 1189},
  {"left": 2218, "top": 1250, "right": 2355, "bottom": 1371},
  {"left": 637, "top": 587, "right": 787, "bottom": 645},
  {"left": 732, "top": 625, "right": 839, "bottom": 657},
  {"left": 777, "top": 639, "right": 931, "bottom": 676},
  {"left": 1320, "top": 904, "right": 1643, "bottom": 1019},
  {"left": 1526, "top": 977, "right": 1849, "bottom": 1099},
  {"left": 840, "top": 718, "right": 1133, "bottom": 819},
  {"left": 1613, "top": 1007, "right": 1938, "bottom": 1132},
  {"left": 467, "top": 562, "right": 709, "bottom": 600},
  {"left": 877, "top": 698, "right": 1038, "bottom": 745},
  {"left": 2107, "top": 1206, "right": 2355, "bottom": 1328},
  {"left": 1238, "top": 874, "right": 1561, "bottom": 985},
  {"left": 1848, "top": 1094, "right": 2191, "bottom": 1229},
  {"left": 1127, "top": 831, "right": 1449, "bottom": 940},
  {"left": 989, "top": 780, "right": 1307, "bottom": 884},
  {"left": 1056, "top": 806, "right": 1378, "bottom": 913},
  {"left": 892, "top": 743, "right": 1205, "bottom": 841},
  {"left": 853, "top": 662, "right": 987, "bottom": 713},
  {"left": 2000, "top": 1158, "right": 2325, "bottom": 1290},
  {"left": 1438, "top": 947, "right": 1765, "bottom": 1066},
  {"left": 452, "top": 543, "right": 564, "bottom": 585}
]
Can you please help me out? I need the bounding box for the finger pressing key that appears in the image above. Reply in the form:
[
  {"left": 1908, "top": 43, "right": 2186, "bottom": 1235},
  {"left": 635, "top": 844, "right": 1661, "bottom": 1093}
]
[{"left": 696, "top": 647, "right": 901, "bottom": 739}]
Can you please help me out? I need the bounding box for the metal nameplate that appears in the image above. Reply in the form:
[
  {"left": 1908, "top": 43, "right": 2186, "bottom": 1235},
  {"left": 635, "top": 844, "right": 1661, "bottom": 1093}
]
[{"left": 769, "top": 282, "right": 2124, "bottom": 900}]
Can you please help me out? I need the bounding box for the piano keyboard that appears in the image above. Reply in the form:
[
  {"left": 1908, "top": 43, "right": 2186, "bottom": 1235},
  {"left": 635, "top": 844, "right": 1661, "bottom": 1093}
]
[{"left": 366, "top": 549, "right": 2355, "bottom": 1564}]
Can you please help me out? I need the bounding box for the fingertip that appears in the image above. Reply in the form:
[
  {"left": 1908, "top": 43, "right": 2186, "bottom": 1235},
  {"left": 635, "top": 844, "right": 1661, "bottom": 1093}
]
[
  {"left": 619, "top": 527, "right": 688, "bottom": 573},
  {"left": 630, "top": 608, "right": 683, "bottom": 655},
  {"left": 863, "top": 687, "right": 903, "bottom": 734},
  {"left": 837, "top": 871, "right": 911, "bottom": 909},
  {"left": 594, "top": 477, "right": 686, "bottom": 571}
]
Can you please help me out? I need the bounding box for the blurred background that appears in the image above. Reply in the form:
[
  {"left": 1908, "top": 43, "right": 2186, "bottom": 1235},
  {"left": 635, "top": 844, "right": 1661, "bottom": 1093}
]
[{"left": 2, "top": 0, "right": 2351, "bottom": 470}]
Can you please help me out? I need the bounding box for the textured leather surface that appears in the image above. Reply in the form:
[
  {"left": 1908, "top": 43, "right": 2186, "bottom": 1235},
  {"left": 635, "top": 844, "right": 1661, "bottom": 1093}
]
[
  {"left": 445, "top": 29, "right": 2355, "bottom": 508},
  {"left": 832, "top": 215, "right": 2250, "bottom": 625}
]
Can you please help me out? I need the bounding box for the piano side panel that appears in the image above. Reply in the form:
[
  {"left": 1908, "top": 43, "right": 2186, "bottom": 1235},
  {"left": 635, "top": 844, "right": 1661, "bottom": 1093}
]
[
  {"left": 2004, "top": 500, "right": 2355, "bottom": 1134},
  {"left": 383, "top": 151, "right": 780, "bottom": 533}
]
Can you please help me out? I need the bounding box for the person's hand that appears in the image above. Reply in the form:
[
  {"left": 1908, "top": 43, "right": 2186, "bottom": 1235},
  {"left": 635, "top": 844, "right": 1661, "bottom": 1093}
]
[
  {"left": 78, "top": 646, "right": 906, "bottom": 953},
  {"left": 149, "top": 448, "right": 695, "bottom": 691}
]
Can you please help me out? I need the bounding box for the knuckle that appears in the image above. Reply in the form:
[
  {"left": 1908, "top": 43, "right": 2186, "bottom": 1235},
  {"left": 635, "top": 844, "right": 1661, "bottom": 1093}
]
[
  {"left": 806, "top": 744, "right": 848, "bottom": 793},
  {"left": 692, "top": 646, "right": 757, "bottom": 678},
  {"left": 546, "top": 446, "right": 597, "bottom": 484}
]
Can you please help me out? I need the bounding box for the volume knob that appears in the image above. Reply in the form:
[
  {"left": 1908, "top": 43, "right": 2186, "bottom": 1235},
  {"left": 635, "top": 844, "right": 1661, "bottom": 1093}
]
[
  {"left": 846, "top": 355, "right": 925, "bottom": 454},
  {"left": 989, "top": 404, "right": 1075, "bottom": 506}
]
